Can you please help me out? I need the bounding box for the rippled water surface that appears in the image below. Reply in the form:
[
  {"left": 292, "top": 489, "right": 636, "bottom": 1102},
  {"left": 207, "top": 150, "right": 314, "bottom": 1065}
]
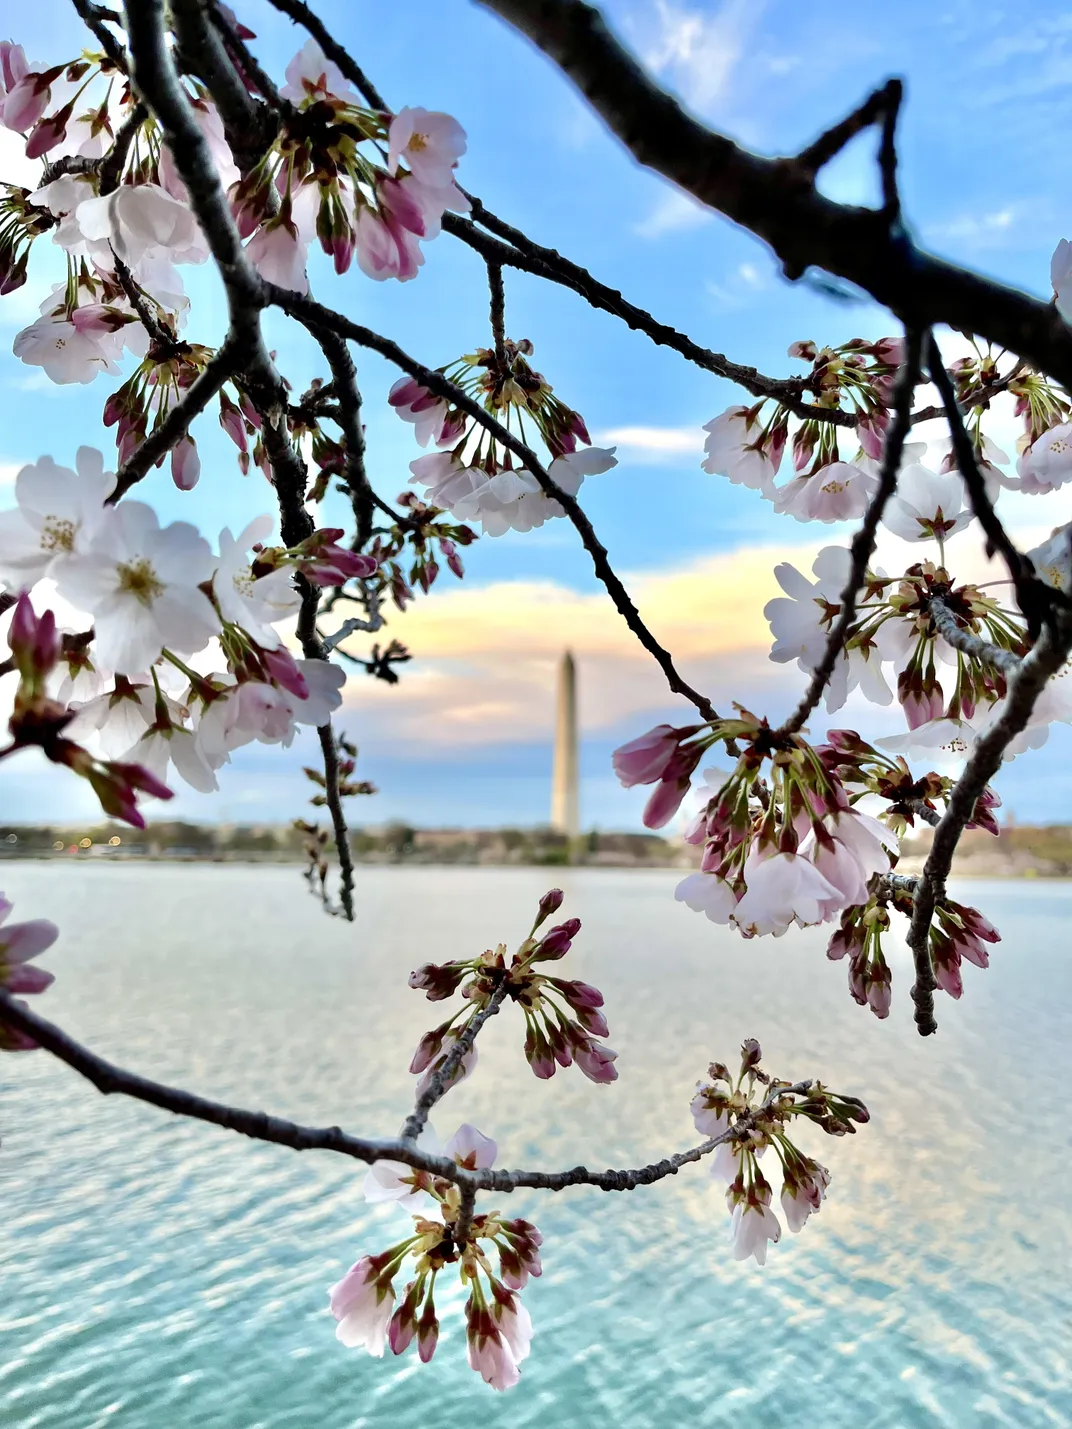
[{"left": 2, "top": 864, "right": 1071, "bottom": 1428}]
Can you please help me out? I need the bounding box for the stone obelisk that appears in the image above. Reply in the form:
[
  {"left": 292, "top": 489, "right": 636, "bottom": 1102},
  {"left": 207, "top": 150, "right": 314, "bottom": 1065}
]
[{"left": 551, "top": 650, "right": 579, "bottom": 840}]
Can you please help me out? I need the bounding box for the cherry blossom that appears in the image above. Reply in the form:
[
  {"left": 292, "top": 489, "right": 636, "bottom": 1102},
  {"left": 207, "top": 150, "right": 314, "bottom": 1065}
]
[
  {"left": 246, "top": 214, "right": 309, "bottom": 293},
  {"left": 781, "top": 1161, "right": 830, "bottom": 1233},
  {"left": 0, "top": 447, "right": 115, "bottom": 589},
  {"left": 675, "top": 870, "right": 739, "bottom": 923},
  {"left": 771, "top": 460, "right": 877, "bottom": 523},
  {"left": 54, "top": 502, "right": 220, "bottom": 674},
  {"left": 281, "top": 39, "right": 358, "bottom": 107},
  {"left": 213, "top": 516, "right": 300, "bottom": 647},
  {"left": 728, "top": 1194, "right": 782, "bottom": 1265},
  {"left": 0, "top": 893, "right": 58, "bottom": 1052},
  {"left": 71, "top": 183, "right": 209, "bottom": 267},
  {"left": 882, "top": 461, "right": 972, "bottom": 543},
  {"left": 1013, "top": 423, "right": 1072, "bottom": 494},
  {"left": 731, "top": 850, "right": 841, "bottom": 938},
  {"left": 1027, "top": 524, "right": 1072, "bottom": 593},
  {"left": 0, "top": 894, "right": 57, "bottom": 997},
  {"left": 388, "top": 108, "right": 467, "bottom": 190},
  {"left": 12, "top": 312, "right": 125, "bottom": 384},
  {"left": 765, "top": 545, "right": 851, "bottom": 671},
  {"left": 329, "top": 1257, "right": 394, "bottom": 1355},
  {"left": 702, "top": 406, "right": 782, "bottom": 492}
]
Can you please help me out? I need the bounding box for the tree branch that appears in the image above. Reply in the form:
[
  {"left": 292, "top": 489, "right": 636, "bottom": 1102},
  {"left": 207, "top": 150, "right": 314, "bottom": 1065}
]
[
  {"left": 0, "top": 991, "right": 769, "bottom": 1196},
  {"left": 477, "top": 0, "right": 1072, "bottom": 388},
  {"left": 906, "top": 609, "right": 1072, "bottom": 1035},
  {"left": 316, "top": 723, "right": 356, "bottom": 922},
  {"left": 267, "top": 285, "right": 718, "bottom": 720},
  {"left": 928, "top": 595, "right": 1023, "bottom": 675},
  {"left": 399, "top": 981, "right": 511, "bottom": 1142}
]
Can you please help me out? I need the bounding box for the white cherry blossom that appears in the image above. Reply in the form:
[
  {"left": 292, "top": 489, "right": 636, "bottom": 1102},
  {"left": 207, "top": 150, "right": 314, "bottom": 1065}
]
[
  {"left": 12, "top": 312, "right": 125, "bottom": 384},
  {"left": 674, "top": 871, "right": 738, "bottom": 923},
  {"left": 329, "top": 1258, "right": 393, "bottom": 1355},
  {"left": 54, "top": 502, "right": 220, "bottom": 674},
  {"left": 1028, "top": 524, "right": 1072, "bottom": 593},
  {"left": 73, "top": 183, "right": 209, "bottom": 266},
  {"left": 729, "top": 1200, "right": 782, "bottom": 1265},
  {"left": 771, "top": 461, "right": 877, "bottom": 523},
  {"left": 702, "top": 407, "right": 778, "bottom": 492},
  {"left": 732, "top": 850, "right": 840, "bottom": 938},
  {"left": 0, "top": 448, "right": 115, "bottom": 589},
  {"left": 882, "top": 462, "right": 972, "bottom": 542},
  {"left": 1013, "top": 423, "right": 1072, "bottom": 494},
  {"left": 213, "top": 516, "right": 300, "bottom": 646}
]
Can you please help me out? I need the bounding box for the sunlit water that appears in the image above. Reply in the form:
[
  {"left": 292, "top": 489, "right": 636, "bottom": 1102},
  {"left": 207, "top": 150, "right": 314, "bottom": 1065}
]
[{"left": 2, "top": 865, "right": 1070, "bottom": 1428}]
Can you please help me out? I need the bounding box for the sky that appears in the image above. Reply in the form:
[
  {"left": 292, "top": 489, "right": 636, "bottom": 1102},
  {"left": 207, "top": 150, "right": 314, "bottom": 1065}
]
[{"left": 4, "top": 0, "right": 1072, "bottom": 830}]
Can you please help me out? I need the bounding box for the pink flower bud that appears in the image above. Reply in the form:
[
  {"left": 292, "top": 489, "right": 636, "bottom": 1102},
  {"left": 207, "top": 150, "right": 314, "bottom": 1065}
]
[
  {"left": 262, "top": 647, "right": 309, "bottom": 699},
  {"left": 171, "top": 436, "right": 200, "bottom": 491},
  {"left": 642, "top": 776, "right": 689, "bottom": 829}
]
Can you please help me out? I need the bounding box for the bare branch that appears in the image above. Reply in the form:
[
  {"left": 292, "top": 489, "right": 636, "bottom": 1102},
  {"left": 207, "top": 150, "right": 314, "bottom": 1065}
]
[
  {"left": 316, "top": 724, "right": 356, "bottom": 922},
  {"left": 776, "top": 328, "right": 924, "bottom": 737},
  {"left": 476, "top": 0, "right": 1072, "bottom": 388},
  {"left": 0, "top": 992, "right": 765, "bottom": 1196},
  {"left": 487, "top": 259, "right": 507, "bottom": 367},
  {"left": 928, "top": 595, "right": 1023, "bottom": 675}
]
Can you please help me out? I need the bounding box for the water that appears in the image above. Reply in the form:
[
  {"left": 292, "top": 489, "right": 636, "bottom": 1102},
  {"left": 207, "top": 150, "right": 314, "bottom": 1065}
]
[{"left": 1, "top": 864, "right": 1070, "bottom": 1428}]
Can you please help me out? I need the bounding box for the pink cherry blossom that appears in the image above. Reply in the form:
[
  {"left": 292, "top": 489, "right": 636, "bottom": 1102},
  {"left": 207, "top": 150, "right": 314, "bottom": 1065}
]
[
  {"left": 732, "top": 850, "right": 841, "bottom": 937},
  {"left": 702, "top": 407, "right": 782, "bottom": 492},
  {"left": 281, "top": 39, "right": 358, "bottom": 106},
  {"left": 246, "top": 217, "right": 309, "bottom": 293},
  {"left": 171, "top": 436, "right": 200, "bottom": 491},
  {"left": 13, "top": 313, "right": 124, "bottom": 384},
  {"left": 329, "top": 1257, "right": 394, "bottom": 1355},
  {"left": 781, "top": 1162, "right": 830, "bottom": 1232},
  {"left": 771, "top": 461, "right": 877, "bottom": 523},
  {"left": 388, "top": 107, "right": 467, "bottom": 189}
]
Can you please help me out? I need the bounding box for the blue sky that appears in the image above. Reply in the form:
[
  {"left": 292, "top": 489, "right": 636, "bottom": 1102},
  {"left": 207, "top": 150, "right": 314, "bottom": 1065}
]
[{"left": 4, "top": 0, "right": 1072, "bottom": 829}]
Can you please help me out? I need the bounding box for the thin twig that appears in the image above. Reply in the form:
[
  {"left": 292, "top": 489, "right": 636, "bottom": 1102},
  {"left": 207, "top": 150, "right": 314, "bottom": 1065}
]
[
  {"left": 400, "top": 982, "right": 511, "bottom": 1142},
  {"left": 267, "top": 285, "right": 718, "bottom": 720},
  {"left": 776, "top": 328, "right": 924, "bottom": 737},
  {"left": 487, "top": 259, "right": 507, "bottom": 367},
  {"left": 316, "top": 724, "right": 355, "bottom": 922}
]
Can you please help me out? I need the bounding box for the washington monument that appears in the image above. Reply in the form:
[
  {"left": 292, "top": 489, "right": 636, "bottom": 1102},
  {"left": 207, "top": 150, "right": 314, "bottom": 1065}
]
[{"left": 551, "top": 650, "right": 579, "bottom": 839}]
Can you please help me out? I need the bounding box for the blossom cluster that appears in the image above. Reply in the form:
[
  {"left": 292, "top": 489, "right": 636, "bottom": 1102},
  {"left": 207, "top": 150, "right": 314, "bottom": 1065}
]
[
  {"left": 0, "top": 449, "right": 360, "bottom": 812},
  {"left": 391, "top": 341, "right": 617, "bottom": 536},
  {"left": 408, "top": 888, "right": 617, "bottom": 1086},
  {"left": 691, "top": 1039, "right": 869, "bottom": 1265},
  {"left": 331, "top": 1121, "right": 542, "bottom": 1391}
]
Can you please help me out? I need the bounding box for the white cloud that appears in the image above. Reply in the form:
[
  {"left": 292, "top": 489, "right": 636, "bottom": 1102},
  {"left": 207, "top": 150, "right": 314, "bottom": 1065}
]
[
  {"left": 640, "top": 0, "right": 764, "bottom": 113},
  {"left": 925, "top": 207, "right": 1019, "bottom": 249},
  {"left": 633, "top": 187, "right": 713, "bottom": 239},
  {"left": 596, "top": 424, "right": 703, "bottom": 460},
  {"left": 0, "top": 462, "right": 21, "bottom": 487},
  {"left": 706, "top": 259, "right": 767, "bottom": 309}
]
